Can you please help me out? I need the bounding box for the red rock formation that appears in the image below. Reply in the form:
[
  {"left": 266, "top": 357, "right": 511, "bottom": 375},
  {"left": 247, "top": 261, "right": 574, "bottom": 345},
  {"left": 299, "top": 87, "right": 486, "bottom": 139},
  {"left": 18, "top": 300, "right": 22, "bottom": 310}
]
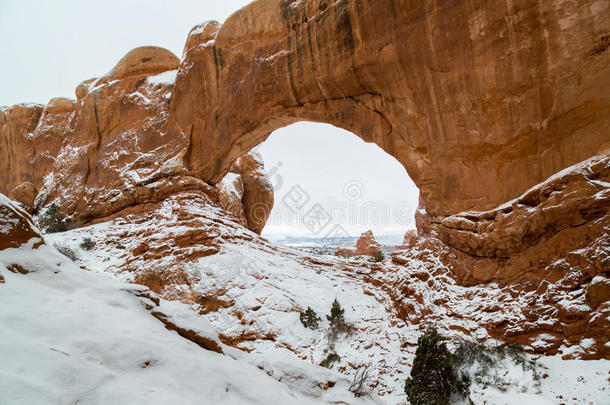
[
  {"left": 408, "top": 154, "right": 610, "bottom": 286},
  {"left": 228, "top": 152, "right": 274, "bottom": 234},
  {"left": 215, "top": 151, "right": 275, "bottom": 234},
  {"left": 0, "top": 194, "right": 43, "bottom": 250},
  {"left": 8, "top": 182, "right": 37, "bottom": 214},
  {"left": 0, "top": 0, "right": 608, "bottom": 259},
  {"left": 355, "top": 230, "right": 382, "bottom": 257},
  {"left": 0, "top": 104, "right": 43, "bottom": 191},
  {"left": 168, "top": 0, "right": 610, "bottom": 222},
  {"left": 216, "top": 172, "right": 248, "bottom": 227}
]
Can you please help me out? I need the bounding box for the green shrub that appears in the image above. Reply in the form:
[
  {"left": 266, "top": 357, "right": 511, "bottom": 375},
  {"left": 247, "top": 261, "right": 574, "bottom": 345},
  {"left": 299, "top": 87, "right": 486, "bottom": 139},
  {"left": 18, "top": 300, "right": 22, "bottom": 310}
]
[
  {"left": 453, "top": 341, "right": 541, "bottom": 391},
  {"left": 80, "top": 237, "right": 96, "bottom": 251},
  {"left": 38, "top": 203, "right": 69, "bottom": 233},
  {"left": 319, "top": 346, "right": 341, "bottom": 369},
  {"left": 300, "top": 306, "right": 321, "bottom": 330},
  {"left": 369, "top": 252, "right": 385, "bottom": 263},
  {"left": 404, "top": 328, "right": 468, "bottom": 405},
  {"left": 405, "top": 330, "right": 541, "bottom": 404}
]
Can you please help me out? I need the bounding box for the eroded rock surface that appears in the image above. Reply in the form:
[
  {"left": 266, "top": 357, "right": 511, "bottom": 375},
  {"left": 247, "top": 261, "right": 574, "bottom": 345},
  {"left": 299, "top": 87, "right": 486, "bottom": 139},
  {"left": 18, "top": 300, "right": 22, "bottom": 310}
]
[
  {"left": 0, "top": 0, "right": 608, "bottom": 259},
  {"left": 168, "top": 0, "right": 610, "bottom": 221}
]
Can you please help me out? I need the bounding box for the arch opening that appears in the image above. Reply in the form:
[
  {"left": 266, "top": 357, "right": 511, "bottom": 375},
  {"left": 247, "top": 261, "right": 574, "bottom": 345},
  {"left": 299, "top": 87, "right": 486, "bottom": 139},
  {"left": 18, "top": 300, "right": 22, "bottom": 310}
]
[{"left": 253, "top": 121, "right": 419, "bottom": 246}]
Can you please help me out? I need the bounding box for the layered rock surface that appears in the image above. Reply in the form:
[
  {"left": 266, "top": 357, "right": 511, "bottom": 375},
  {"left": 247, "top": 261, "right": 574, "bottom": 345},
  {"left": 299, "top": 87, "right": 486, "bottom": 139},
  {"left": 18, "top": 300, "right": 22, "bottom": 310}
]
[
  {"left": 1, "top": 0, "right": 608, "bottom": 259},
  {"left": 168, "top": 0, "right": 610, "bottom": 222}
]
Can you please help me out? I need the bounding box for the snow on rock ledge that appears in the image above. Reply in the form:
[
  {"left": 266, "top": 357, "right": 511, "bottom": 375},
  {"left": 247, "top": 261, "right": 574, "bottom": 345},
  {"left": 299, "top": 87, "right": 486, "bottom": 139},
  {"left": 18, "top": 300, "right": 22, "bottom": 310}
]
[{"left": 0, "top": 193, "right": 43, "bottom": 250}]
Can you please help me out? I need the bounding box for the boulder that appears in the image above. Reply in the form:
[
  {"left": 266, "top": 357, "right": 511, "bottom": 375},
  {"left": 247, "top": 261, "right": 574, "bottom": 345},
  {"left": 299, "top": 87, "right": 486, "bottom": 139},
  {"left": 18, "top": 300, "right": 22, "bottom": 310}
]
[
  {"left": 104, "top": 46, "right": 179, "bottom": 81},
  {"left": 0, "top": 193, "right": 43, "bottom": 250},
  {"left": 586, "top": 276, "right": 610, "bottom": 309},
  {"left": 8, "top": 182, "right": 37, "bottom": 213},
  {"left": 335, "top": 248, "right": 355, "bottom": 258},
  {"left": 228, "top": 152, "right": 274, "bottom": 234}
]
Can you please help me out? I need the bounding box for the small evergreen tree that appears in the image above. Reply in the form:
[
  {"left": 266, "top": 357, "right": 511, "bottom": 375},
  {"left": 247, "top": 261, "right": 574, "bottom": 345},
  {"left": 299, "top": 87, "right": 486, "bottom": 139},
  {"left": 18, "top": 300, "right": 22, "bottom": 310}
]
[
  {"left": 38, "top": 203, "right": 68, "bottom": 233},
  {"left": 327, "top": 298, "right": 345, "bottom": 325},
  {"left": 404, "top": 328, "right": 467, "bottom": 405},
  {"left": 300, "top": 306, "right": 321, "bottom": 330}
]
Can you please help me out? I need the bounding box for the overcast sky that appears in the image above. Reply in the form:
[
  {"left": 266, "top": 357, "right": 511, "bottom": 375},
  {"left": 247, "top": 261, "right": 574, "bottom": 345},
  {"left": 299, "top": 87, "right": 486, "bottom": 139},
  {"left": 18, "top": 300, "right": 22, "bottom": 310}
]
[{"left": 0, "top": 0, "right": 419, "bottom": 240}]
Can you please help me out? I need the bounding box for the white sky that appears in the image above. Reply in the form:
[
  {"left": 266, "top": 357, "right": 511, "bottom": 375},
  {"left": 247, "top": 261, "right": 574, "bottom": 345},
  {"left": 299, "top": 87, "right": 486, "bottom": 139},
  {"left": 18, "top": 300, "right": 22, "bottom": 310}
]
[{"left": 0, "top": 0, "right": 419, "bottom": 240}]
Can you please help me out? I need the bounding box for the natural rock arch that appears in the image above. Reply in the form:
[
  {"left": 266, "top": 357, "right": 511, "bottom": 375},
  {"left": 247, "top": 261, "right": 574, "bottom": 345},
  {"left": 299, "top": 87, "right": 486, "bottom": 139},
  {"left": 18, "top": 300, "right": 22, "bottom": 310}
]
[{"left": 168, "top": 0, "right": 610, "bottom": 221}]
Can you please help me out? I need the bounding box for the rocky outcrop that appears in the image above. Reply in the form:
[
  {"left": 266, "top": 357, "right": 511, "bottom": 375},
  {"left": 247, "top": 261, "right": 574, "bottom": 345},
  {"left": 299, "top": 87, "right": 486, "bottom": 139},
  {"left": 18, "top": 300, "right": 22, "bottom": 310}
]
[
  {"left": 433, "top": 153, "right": 610, "bottom": 259},
  {"left": 216, "top": 151, "right": 275, "bottom": 234},
  {"left": 0, "top": 103, "right": 43, "bottom": 192},
  {"left": 334, "top": 248, "right": 355, "bottom": 258},
  {"left": 216, "top": 172, "right": 248, "bottom": 227},
  {"left": 355, "top": 230, "right": 382, "bottom": 257},
  {"left": 8, "top": 182, "right": 37, "bottom": 214},
  {"left": 0, "top": 0, "right": 608, "bottom": 259},
  {"left": 334, "top": 230, "right": 382, "bottom": 258},
  {"left": 104, "top": 46, "right": 179, "bottom": 81},
  {"left": 0, "top": 0, "right": 608, "bottom": 366},
  {"left": 227, "top": 152, "right": 274, "bottom": 234},
  {"left": 0, "top": 193, "right": 43, "bottom": 250},
  {"left": 398, "top": 154, "right": 610, "bottom": 286}
]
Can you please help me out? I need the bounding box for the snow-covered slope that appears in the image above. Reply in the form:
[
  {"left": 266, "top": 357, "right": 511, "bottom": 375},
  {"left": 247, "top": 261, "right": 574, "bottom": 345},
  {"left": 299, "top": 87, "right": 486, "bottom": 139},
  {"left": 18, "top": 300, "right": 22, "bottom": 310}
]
[
  {"left": 0, "top": 238, "right": 382, "bottom": 404},
  {"left": 33, "top": 192, "right": 609, "bottom": 404}
]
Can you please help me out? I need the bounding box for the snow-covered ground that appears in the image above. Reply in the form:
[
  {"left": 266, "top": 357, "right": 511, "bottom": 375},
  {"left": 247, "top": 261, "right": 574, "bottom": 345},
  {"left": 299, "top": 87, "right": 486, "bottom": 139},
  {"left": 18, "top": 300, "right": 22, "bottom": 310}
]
[
  {"left": 42, "top": 222, "right": 610, "bottom": 403},
  {"left": 1, "top": 191, "right": 608, "bottom": 404},
  {"left": 0, "top": 240, "right": 382, "bottom": 405}
]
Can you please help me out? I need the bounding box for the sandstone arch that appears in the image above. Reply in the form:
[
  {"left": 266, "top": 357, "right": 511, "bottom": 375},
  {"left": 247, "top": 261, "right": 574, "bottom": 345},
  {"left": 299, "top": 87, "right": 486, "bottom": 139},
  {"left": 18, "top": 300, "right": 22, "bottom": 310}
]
[{"left": 168, "top": 0, "right": 610, "bottom": 221}]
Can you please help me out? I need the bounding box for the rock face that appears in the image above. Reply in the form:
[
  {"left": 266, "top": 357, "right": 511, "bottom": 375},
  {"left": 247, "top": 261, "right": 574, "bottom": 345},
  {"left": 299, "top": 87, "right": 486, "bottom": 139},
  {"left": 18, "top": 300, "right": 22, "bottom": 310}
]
[
  {"left": 406, "top": 154, "right": 610, "bottom": 286},
  {"left": 215, "top": 151, "right": 275, "bottom": 234},
  {"left": 8, "top": 182, "right": 37, "bottom": 213},
  {"left": 168, "top": 0, "right": 610, "bottom": 222},
  {"left": 0, "top": 0, "right": 608, "bottom": 260},
  {"left": 334, "top": 230, "right": 383, "bottom": 258}
]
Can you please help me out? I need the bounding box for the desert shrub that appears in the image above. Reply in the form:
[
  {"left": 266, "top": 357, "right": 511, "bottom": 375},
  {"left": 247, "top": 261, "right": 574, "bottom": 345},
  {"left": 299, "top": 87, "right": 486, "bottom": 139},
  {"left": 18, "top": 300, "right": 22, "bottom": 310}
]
[
  {"left": 38, "top": 203, "right": 69, "bottom": 233},
  {"left": 349, "top": 364, "right": 372, "bottom": 397},
  {"left": 319, "top": 344, "right": 341, "bottom": 369},
  {"left": 80, "top": 237, "right": 96, "bottom": 251},
  {"left": 300, "top": 306, "right": 321, "bottom": 330},
  {"left": 453, "top": 341, "right": 541, "bottom": 393},
  {"left": 405, "top": 330, "right": 542, "bottom": 404},
  {"left": 369, "top": 252, "right": 385, "bottom": 263},
  {"left": 404, "top": 328, "right": 468, "bottom": 405},
  {"left": 54, "top": 243, "right": 78, "bottom": 262}
]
